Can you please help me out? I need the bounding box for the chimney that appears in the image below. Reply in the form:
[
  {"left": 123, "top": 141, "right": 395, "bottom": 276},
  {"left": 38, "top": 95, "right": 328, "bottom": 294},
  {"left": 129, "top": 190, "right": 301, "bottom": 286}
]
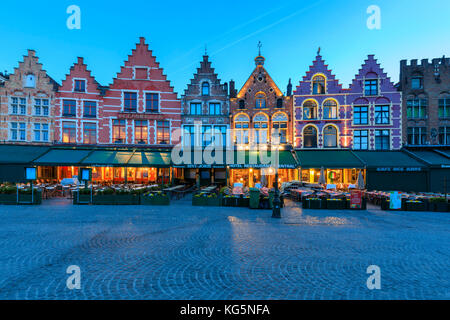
[
  {"left": 229, "top": 80, "right": 236, "bottom": 98},
  {"left": 287, "top": 78, "right": 292, "bottom": 96},
  {"left": 223, "top": 82, "right": 228, "bottom": 96}
]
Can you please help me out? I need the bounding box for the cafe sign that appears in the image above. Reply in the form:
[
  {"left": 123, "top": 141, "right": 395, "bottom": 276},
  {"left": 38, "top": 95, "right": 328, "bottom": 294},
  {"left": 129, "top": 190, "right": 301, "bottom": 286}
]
[{"left": 376, "top": 167, "right": 422, "bottom": 172}]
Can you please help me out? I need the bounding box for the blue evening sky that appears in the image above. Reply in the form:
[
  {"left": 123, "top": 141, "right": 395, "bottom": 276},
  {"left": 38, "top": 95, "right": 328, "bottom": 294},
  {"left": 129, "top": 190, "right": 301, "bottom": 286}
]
[{"left": 0, "top": 0, "right": 449, "bottom": 95}]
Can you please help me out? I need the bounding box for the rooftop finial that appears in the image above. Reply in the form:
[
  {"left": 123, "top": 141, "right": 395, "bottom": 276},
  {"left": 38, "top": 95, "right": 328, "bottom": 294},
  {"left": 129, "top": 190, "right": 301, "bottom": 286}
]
[
  {"left": 205, "top": 44, "right": 208, "bottom": 56},
  {"left": 257, "top": 41, "right": 262, "bottom": 56},
  {"left": 317, "top": 47, "right": 321, "bottom": 56}
]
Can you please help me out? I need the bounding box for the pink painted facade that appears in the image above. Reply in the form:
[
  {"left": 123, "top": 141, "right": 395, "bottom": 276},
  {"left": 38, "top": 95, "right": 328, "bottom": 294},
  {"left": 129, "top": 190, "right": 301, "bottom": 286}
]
[{"left": 54, "top": 37, "right": 181, "bottom": 147}]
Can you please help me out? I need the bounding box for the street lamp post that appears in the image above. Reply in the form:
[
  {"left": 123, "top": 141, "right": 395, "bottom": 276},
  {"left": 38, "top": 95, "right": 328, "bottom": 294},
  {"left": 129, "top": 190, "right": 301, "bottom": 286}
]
[{"left": 272, "top": 169, "right": 281, "bottom": 218}]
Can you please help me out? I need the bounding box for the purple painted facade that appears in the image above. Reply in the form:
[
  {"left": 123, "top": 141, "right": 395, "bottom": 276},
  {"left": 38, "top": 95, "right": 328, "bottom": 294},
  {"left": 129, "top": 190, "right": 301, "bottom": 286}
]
[{"left": 294, "top": 53, "right": 402, "bottom": 150}]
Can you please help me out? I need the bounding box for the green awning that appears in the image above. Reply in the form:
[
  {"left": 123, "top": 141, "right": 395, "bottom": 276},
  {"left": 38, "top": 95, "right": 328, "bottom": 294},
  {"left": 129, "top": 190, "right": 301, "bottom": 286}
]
[
  {"left": 296, "top": 150, "right": 365, "bottom": 169},
  {"left": 127, "top": 151, "right": 171, "bottom": 167},
  {"left": 80, "top": 151, "right": 134, "bottom": 166},
  {"left": 408, "top": 150, "right": 450, "bottom": 167},
  {"left": 353, "top": 151, "right": 426, "bottom": 170},
  {"left": 0, "top": 145, "right": 51, "bottom": 164},
  {"left": 33, "top": 149, "right": 93, "bottom": 166},
  {"left": 172, "top": 150, "right": 298, "bottom": 169}
]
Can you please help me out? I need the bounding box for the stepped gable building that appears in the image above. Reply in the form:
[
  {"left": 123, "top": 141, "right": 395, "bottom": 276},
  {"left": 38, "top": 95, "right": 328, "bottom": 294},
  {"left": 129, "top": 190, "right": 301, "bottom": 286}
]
[
  {"left": 0, "top": 50, "right": 58, "bottom": 144},
  {"left": 181, "top": 54, "right": 229, "bottom": 148},
  {"left": 294, "top": 52, "right": 402, "bottom": 150},
  {"left": 293, "top": 52, "right": 345, "bottom": 148},
  {"left": 347, "top": 55, "right": 402, "bottom": 150},
  {"left": 102, "top": 37, "right": 181, "bottom": 146},
  {"left": 229, "top": 50, "right": 292, "bottom": 147},
  {"left": 399, "top": 56, "right": 450, "bottom": 146},
  {"left": 54, "top": 57, "right": 105, "bottom": 144}
]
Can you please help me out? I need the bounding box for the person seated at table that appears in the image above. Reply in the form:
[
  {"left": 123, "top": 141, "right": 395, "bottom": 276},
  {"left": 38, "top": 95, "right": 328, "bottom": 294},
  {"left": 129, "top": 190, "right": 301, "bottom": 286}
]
[{"left": 260, "top": 186, "right": 269, "bottom": 197}]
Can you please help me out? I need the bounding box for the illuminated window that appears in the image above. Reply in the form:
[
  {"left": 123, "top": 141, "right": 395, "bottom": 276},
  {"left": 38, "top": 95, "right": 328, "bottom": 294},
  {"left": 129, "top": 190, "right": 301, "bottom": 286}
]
[
  {"left": 272, "top": 113, "right": 288, "bottom": 144},
  {"left": 354, "top": 130, "right": 368, "bottom": 150},
  {"left": 303, "top": 100, "right": 317, "bottom": 119},
  {"left": 113, "top": 119, "right": 126, "bottom": 143},
  {"left": 323, "top": 100, "right": 337, "bottom": 119},
  {"left": 303, "top": 126, "right": 317, "bottom": 148},
  {"left": 62, "top": 121, "right": 76, "bottom": 143},
  {"left": 234, "top": 114, "right": 249, "bottom": 144},
  {"left": 407, "top": 98, "right": 427, "bottom": 119},
  {"left": 438, "top": 97, "right": 450, "bottom": 118},
  {"left": 83, "top": 123, "right": 96, "bottom": 144},
  {"left": 135, "top": 120, "right": 148, "bottom": 144},
  {"left": 253, "top": 114, "right": 268, "bottom": 144},
  {"left": 312, "top": 75, "right": 325, "bottom": 94},
  {"left": 157, "top": 121, "right": 170, "bottom": 144},
  {"left": 323, "top": 125, "right": 337, "bottom": 148}
]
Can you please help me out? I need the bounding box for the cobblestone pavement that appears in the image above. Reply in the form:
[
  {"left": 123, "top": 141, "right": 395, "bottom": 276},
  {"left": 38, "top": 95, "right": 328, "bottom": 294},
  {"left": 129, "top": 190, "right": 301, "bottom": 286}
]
[{"left": 0, "top": 196, "right": 449, "bottom": 300}]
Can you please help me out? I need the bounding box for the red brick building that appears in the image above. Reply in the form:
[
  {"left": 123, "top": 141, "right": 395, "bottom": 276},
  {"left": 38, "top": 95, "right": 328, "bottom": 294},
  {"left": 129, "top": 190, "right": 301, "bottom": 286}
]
[{"left": 54, "top": 37, "right": 181, "bottom": 146}]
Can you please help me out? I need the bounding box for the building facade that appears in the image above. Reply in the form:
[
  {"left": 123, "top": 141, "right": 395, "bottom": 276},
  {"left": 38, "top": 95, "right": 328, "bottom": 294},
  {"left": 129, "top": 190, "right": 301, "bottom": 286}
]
[
  {"left": 399, "top": 56, "right": 450, "bottom": 146},
  {"left": 229, "top": 54, "right": 293, "bottom": 147},
  {"left": 181, "top": 55, "right": 229, "bottom": 148},
  {"left": 0, "top": 50, "right": 58, "bottom": 145},
  {"left": 53, "top": 37, "right": 181, "bottom": 146},
  {"left": 294, "top": 53, "right": 402, "bottom": 150}
]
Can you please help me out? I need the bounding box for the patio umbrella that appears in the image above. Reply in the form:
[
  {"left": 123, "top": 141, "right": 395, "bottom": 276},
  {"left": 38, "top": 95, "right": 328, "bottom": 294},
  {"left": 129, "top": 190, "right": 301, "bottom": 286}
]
[
  {"left": 357, "top": 170, "right": 365, "bottom": 190},
  {"left": 318, "top": 167, "right": 326, "bottom": 185}
]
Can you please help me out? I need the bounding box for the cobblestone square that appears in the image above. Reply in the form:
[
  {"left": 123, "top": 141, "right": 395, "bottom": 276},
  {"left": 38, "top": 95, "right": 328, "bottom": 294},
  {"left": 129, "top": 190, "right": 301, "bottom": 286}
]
[{"left": 0, "top": 198, "right": 449, "bottom": 300}]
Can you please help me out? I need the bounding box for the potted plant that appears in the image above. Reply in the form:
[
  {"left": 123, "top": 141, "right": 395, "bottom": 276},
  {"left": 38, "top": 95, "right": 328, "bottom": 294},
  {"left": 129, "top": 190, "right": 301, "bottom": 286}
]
[
  {"left": 192, "top": 192, "right": 207, "bottom": 206},
  {"left": 141, "top": 191, "right": 170, "bottom": 205},
  {"left": 73, "top": 188, "right": 92, "bottom": 205},
  {"left": 114, "top": 189, "right": 139, "bottom": 205},
  {"left": 429, "top": 197, "right": 448, "bottom": 212},
  {"left": 206, "top": 193, "right": 222, "bottom": 206},
  {"left": 93, "top": 188, "right": 115, "bottom": 205}
]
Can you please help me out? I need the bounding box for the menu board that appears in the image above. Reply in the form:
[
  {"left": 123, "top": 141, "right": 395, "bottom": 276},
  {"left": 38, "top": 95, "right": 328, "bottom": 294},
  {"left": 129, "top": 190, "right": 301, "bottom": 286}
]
[
  {"left": 389, "top": 191, "right": 402, "bottom": 210},
  {"left": 350, "top": 190, "right": 362, "bottom": 209}
]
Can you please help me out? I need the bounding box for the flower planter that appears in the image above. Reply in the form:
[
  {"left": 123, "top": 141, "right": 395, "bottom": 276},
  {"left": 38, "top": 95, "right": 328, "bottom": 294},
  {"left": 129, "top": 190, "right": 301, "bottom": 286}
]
[
  {"left": 0, "top": 193, "right": 17, "bottom": 205},
  {"left": 206, "top": 196, "right": 222, "bottom": 207},
  {"left": 93, "top": 194, "right": 116, "bottom": 205},
  {"left": 326, "top": 199, "right": 344, "bottom": 210},
  {"left": 308, "top": 199, "right": 323, "bottom": 209},
  {"left": 192, "top": 195, "right": 207, "bottom": 206},
  {"left": 239, "top": 197, "right": 249, "bottom": 207},
  {"left": 141, "top": 194, "right": 170, "bottom": 205},
  {"left": 430, "top": 201, "right": 448, "bottom": 212},
  {"left": 72, "top": 191, "right": 92, "bottom": 205},
  {"left": 114, "top": 194, "right": 139, "bottom": 205},
  {"left": 302, "top": 200, "right": 309, "bottom": 209},
  {"left": 405, "top": 201, "right": 428, "bottom": 212}
]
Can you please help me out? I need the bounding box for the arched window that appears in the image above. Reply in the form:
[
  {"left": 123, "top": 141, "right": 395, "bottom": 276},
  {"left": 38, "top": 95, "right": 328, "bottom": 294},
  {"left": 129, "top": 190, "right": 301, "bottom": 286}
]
[
  {"left": 312, "top": 75, "right": 326, "bottom": 94},
  {"left": 303, "top": 126, "right": 317, "bottom": 148},
  {"left": 272, "top": 112, "right": 288, "bottom": 144},
  {"left": 255, "top": 92, "right": 266, "bottom": 108},
  {"left": 202, "top": 82, "right": 210, "bottom": 96},
  {"left": 234, "top": 114, "right": 250, "bottom": 144},
  {"left": 323, "top": 99, "right": 337, "bottom": 119},
  {"left": 303, "top": 100, "right": 317, "bottom": 119},
  {"left": 253, "top": 113, "right": 268, "bottom": 144},
  {"left": 323, "top": 125, "right": 337, "bottom": 148}
]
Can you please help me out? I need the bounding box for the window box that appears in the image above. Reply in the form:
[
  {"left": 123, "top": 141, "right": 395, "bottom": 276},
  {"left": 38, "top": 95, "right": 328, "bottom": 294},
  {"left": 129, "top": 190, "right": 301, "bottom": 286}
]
[
  {"left": 307, "top": 198, "right": 323, "bottom": 209},
  {"left": 326, "top": 199, "right": 344, "bottom": 210},
  {"left": 141, "top": 192, "right": 170, "bottom": 206},
  {"left": 405, "top": 201, "right": 428, "bottom": 212}
]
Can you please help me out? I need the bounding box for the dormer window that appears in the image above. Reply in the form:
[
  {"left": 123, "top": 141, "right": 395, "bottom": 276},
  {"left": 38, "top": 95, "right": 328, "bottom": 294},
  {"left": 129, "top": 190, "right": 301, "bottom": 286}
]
[
  {"left": 74, "top": 79, "right": 86, "bottom": 92},
  {"left": 202, "top": 82, "right": 210, "bottom": 96},
  {"left": 255, "top": 92, "right": 266, "bottom": 108},
  {"left": 312, "top": 75, "right": 325, "bottom": 94},
  {"left": 364, "top": 79, "right": 378, "bottom": 96},
  {"left": 24, "top": 74, "right": 36, "bottom": 88}
]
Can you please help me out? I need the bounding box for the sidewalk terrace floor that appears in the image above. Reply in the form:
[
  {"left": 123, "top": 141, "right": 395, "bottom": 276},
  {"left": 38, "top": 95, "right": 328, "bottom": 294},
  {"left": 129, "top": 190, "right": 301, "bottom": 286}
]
[{"left": 0, "top": 195, "right": 449, "bottom": 300}]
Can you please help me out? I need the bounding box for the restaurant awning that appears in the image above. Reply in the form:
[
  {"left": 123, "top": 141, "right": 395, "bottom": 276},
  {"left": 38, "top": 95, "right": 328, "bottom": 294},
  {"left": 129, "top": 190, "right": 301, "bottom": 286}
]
[
  {"left": 127, "top": 151, "right": 171, "bottom": 167},
  {"left": 406, "top": 150, "right": 450, "bottom": 168},
  {"left": 295, "top": 150, "right": 365, "bottom": 169},
  {"left": 0, "top": 145, "right": 51, "bottom": 164},
  {"left": 172, "top": 149, "right": 298, "bottom": 169},
  {"left": 33, "top": 148, "right": 93, "bottom": 166},
  {"left": 80, "top": 150, "right": 134, "bottom": 167},
  {"left": 353, "top": 150, "right": 426, "bottom": 171}
]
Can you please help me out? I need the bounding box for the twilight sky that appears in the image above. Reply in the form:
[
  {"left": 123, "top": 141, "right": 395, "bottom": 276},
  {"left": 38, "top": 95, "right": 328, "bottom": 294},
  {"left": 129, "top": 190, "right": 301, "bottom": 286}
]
[{"left": 0, "top": 0, "right": 449, "bottom": 95}]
